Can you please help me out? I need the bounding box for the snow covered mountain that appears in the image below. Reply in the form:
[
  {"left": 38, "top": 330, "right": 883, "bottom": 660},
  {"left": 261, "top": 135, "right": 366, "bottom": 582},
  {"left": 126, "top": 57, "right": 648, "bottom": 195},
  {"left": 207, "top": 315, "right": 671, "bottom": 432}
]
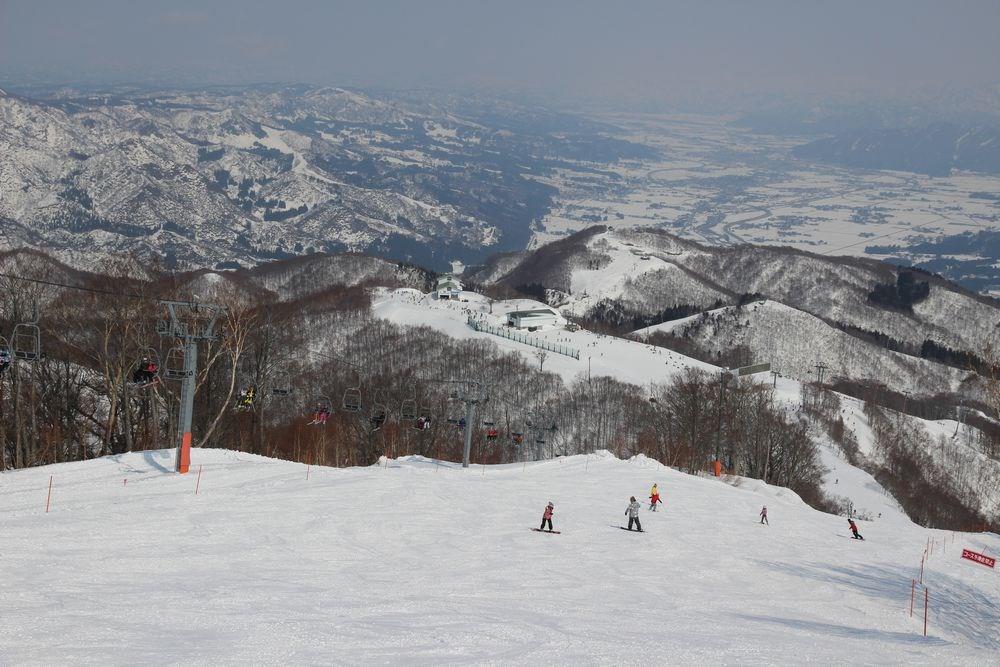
[
  {"left": 793, "top": 123, "right": 1000, "bottom": 176},
  {"left": 3, "top": 448, "right": 997, "bottom": 663},
  {"left": 0, "top": 84, "right": 648, "bottom": 271},
  {"left": 467, "top": 226, "right": 1000, "bottom": 397},
  {"left": 637, "top": 300, "right": 969, "bottom": 396}
]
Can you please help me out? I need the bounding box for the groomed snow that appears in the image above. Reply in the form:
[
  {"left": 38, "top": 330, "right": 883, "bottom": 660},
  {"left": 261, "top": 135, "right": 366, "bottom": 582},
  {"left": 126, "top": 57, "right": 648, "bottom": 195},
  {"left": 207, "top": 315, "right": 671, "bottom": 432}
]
[
  {"left": 2, "top": 449, "right": 997, "bottom": 664},
  {"left": 371, "top": 288, "right": 717, "bottom": 386}
]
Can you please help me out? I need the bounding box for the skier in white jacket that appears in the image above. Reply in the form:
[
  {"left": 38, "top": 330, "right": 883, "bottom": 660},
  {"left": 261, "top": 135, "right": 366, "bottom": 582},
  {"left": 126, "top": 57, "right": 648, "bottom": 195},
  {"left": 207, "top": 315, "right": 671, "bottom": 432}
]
[{"left": 625, "top": 496, "right": 643, "bottom": 532}]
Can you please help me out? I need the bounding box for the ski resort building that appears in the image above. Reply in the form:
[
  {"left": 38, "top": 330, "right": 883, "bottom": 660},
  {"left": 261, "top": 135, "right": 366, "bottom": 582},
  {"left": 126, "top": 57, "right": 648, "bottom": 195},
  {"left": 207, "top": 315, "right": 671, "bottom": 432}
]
[
  {"left": 435, "top": 275, "right": 462, "bottom": 300},
  {"left": 506, "top": 308, "right": 559, "bottom": 330}
]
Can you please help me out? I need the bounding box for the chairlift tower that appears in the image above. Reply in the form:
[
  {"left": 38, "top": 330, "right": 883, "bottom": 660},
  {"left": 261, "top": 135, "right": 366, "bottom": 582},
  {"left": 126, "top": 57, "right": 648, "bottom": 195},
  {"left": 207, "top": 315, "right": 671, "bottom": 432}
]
[
  {"left": 157, "top": 300, "right": 225, "bottom": 474},
  {"left": 447, "top": 380, "right": 487, "bottom": 468}
]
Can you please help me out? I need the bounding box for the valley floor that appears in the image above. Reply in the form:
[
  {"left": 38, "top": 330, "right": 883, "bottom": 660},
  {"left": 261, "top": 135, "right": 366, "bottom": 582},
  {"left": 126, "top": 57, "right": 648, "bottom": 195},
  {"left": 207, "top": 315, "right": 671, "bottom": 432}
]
[{"left": 2, "top": 449, "right": 997, "bottom": 665}]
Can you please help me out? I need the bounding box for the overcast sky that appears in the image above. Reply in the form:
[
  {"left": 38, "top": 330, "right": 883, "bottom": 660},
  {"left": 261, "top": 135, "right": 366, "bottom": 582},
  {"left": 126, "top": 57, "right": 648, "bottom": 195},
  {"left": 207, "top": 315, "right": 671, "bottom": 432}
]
[{"left": 1, "top": 0, "right": 998, "bottom": 103}]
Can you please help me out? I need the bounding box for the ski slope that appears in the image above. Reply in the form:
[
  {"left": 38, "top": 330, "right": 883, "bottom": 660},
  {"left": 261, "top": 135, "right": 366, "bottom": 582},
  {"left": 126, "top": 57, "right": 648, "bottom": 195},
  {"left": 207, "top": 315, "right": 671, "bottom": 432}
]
[
  {"left": 2, "top": 449, "right": 998, "bottom": 665},
  {"left": 371, "top": 288, "right": 716, "bottom": 386}
]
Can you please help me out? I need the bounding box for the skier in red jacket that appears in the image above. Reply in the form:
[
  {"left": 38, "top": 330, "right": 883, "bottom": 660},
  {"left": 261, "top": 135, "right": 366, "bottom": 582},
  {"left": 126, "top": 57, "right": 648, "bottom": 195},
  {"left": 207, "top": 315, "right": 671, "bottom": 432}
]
[
  {"left": 848, "top": 518, "right": 864, "bottom": 540},
  {"left": 540, "top": 502, "right": 554, "bottom": 532}
]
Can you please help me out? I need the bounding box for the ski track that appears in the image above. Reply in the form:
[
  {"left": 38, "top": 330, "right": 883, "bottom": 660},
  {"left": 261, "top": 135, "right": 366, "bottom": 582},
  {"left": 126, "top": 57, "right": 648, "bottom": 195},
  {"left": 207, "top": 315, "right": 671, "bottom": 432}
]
[{"left": 1, "top": 449, "right": 998, "bottom": 665}]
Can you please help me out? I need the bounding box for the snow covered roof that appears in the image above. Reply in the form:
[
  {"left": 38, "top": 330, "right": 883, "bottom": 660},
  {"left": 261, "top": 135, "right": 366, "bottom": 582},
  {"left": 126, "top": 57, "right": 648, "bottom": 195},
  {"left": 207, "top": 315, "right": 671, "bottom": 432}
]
[{"left": 508, "top": 308, "right": 557, "bottom": 317}]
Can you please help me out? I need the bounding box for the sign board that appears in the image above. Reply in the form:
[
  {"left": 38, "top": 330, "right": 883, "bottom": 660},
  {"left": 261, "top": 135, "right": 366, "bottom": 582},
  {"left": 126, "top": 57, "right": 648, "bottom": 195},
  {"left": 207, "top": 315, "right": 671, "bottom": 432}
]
[
  {"left": 961, "top": 549, "right": 996, "bottom": 568},
  {"left": 732, "top": 362, "right": 771, "bottom": 377}
]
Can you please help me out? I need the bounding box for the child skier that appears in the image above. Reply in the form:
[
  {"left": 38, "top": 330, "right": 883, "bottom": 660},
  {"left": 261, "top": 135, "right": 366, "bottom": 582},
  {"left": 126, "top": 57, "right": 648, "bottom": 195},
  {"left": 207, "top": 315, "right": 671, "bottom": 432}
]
[
  {"left": 848, "top": 518, "right": 864, "bottom": 540},
  {"left": 625, "top": 496, "right": 643, "bottom": 532},
  {"left": 760, "top": 506, "right": 768, "bottom": 525},
  {"left": 649, "top": 483, "right": 661, "bottom": 511},
  {"left": 540, "top": 502, "right": 554, "bottom": 532}
]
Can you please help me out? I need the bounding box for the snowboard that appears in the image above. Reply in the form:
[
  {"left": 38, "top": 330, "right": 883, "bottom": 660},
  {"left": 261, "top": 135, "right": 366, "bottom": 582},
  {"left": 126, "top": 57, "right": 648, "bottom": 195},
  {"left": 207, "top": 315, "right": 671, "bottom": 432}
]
[
  {"left": 618, "top": 526, "right": 644, "bottom": 533},
  {"left": 837, "top": 534, "right": 865, "bottom": 540},
  {"left": 531, "top": 528, "right": 561, "bottom": 534}
]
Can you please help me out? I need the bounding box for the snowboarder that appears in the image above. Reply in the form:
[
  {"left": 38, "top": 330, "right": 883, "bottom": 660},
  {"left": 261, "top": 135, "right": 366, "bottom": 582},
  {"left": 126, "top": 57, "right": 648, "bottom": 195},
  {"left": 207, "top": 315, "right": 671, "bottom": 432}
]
[
  {"left": 649, "top": 483, "right": 661, "bottom": 511},
  {"left": 540, "top": 502, "right": 554, "bottom": 532},
  {"left": 625, "top": 496, "right": 643, "bottom": 532},
  {"left": 759, "top": 506, "right": 769, "bottom": 525},
  {"left": 848, "top": 518, "right": 864, "bottom": 540}
]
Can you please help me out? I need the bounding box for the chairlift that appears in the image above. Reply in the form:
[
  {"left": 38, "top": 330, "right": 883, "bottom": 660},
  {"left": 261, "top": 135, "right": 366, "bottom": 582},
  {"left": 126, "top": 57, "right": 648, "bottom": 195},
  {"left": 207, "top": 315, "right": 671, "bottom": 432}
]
[
  {"left": 130, "top": 347, "right": 161, "bottom": 389},
  {"left": 235, "top": 385, "right": 257, "bottom": 412},
  {"left": 11, "top": 322, "right": 41, "bottom": 361},
  {"left": 369, "top": 389, "right": 388, "bottom": 431},
  {"left": 163, "top": 346, "right": 189, "bottom": 380},
  {"left": 483, "top": 419, "right": 498, "bottom": 442},
  {"left": 0, "top": 335, "right": 12, "bottom": 373},
  {"left": 400, "top": 385, "right": 418, "bottom": 422},
  {"left": 342, "top": 371, "right": 362, "bottom": 412},
  {"left": 271, "top": 372, "right": 292, "bottom": 396},
  {"left": 308, "top": 395, "right": 333, "bottom": 426},
  {"left": 413, "top": 407, "right": 433, "bottom": 431}
]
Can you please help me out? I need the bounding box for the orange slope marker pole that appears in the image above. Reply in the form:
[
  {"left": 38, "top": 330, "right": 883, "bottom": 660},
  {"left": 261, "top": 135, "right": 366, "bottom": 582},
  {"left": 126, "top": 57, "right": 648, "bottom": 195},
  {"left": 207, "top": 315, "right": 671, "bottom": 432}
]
[{"left": 45, "top": 475, "right": 53, "bottom": 513}]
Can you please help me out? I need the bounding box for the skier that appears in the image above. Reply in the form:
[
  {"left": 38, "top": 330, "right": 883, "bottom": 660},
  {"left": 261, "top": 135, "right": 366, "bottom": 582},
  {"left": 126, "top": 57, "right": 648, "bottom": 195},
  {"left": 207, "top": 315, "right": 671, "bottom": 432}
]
[
  {"left": 649, "top": 483, "right": 661, "bottom": 511},
  {"left": 759, "top": 506, "right": 769, "bottom": 525},
  {"left": 308, "top": 403, "right": 330, "bottom": 425},
  {"left": 625, "top": 496, "right": 643, "bottom": 532},
  {"left": 540, "top": 502, "right": 554, "bottom": 532},
  {"left": 132, "top": 356, "right": 158, "bottom": 386},
  {"left": 237, "top": 386, "right": 255, "bottom": 411},
  {"left": 0, "top": 346, "right": 11, "bottom": 375},
  {"left": 848, "top": 518, "right": 864, "bottom": 540}
]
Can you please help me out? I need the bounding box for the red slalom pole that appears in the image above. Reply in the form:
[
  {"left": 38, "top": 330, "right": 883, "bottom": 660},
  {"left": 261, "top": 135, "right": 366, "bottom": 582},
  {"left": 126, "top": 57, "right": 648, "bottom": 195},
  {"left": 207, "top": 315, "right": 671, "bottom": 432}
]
[
  {"left": 923, "top": 588, "right": 929, "bottom": 637},
  {"left": 45, "top": 475, "right": 53, "bottom": 513},
  {"left": 909, "top": 579, "right": 916, "bottom": 617},
  {"left": 195, "top": 464, "right": 203, "bottom": 495}
]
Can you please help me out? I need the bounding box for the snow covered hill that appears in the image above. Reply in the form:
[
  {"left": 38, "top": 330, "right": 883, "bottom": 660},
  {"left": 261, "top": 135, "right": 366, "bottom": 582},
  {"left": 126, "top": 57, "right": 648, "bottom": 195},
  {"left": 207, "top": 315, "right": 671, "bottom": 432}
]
[
  {"left": 371, "top": 288, "right": 716, "bottom": 386},
  {"left": 467, "top": 226, "right": 999, "bottom": 397},
  {"left": 638, "top": 300, "right": 971, "bottom": 395},
  {"left": 2, "top": 448, "right": 997, "bottom": 664}
]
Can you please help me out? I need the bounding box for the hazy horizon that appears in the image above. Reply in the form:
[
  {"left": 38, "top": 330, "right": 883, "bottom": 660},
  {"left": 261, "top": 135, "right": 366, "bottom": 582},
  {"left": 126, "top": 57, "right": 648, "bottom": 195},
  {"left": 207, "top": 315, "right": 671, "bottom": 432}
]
[{"left": 2, "top": 0, "right": 998, "bottom": 108}]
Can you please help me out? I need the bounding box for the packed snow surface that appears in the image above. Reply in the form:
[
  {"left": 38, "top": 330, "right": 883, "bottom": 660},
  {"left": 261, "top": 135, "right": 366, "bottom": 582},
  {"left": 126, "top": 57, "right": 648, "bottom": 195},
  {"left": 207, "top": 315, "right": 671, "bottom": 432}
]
[
  {"left": 2, "top": 449, "right": 998, "bottom": 665},
  {"left": 371, "top": 288, "right": 717, "bottom": 386}
]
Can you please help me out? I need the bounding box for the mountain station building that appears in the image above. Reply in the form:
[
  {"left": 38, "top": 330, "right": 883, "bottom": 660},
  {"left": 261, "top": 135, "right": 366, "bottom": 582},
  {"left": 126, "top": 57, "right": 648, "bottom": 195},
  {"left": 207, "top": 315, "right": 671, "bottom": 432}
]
[
  {"left": 506, "top": 308, "right": 559, "bottom": 330},
  {"left": 435, "top": 275, "right": 463, "bottom": 300}
]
